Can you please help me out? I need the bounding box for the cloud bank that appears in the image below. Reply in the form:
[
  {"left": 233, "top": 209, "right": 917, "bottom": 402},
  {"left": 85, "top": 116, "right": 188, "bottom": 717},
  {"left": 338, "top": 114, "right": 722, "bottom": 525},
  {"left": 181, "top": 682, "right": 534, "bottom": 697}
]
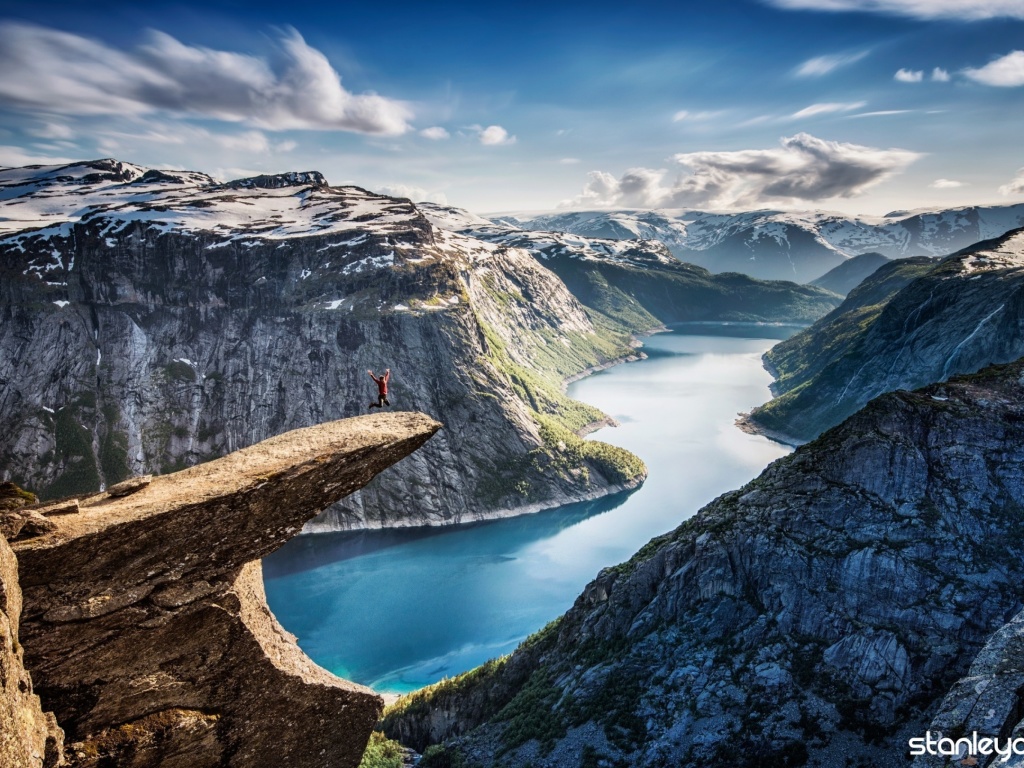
[
  {"left": 964, "top": 51, "right": 1024, "bottom": 86},
  {"left": 0, "top": 22, "right": 412, "bottom": 135},
  {"left": 563, "top": 133, "right": 921, "bottom": 209},
  {"left": 762, "top": 0, "right": 1024, "bottom": 20}
]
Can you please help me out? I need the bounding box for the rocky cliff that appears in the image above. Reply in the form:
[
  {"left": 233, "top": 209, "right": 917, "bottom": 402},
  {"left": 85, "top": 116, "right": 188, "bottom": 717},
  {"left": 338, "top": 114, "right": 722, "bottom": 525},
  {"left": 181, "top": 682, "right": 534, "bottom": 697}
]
[
  {"left": 749, "top": 228, "right": 1024, "bottom": 441},
  {"left": 0, "top": 159, "right": 648, "bottom": 531},
  {"left": 3, "top": 411, "right": 440, "bottom": 768},
  {"left": 0, "top": 160, "right": 838, "bottom": 532},
  {"left": 382, "top": 360, "right": 1024, "bottom": 768}
]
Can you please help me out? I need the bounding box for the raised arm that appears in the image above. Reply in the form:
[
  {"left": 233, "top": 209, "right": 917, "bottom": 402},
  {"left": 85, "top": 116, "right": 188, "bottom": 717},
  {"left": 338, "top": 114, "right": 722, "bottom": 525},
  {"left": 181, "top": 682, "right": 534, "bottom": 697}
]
[
  {"left": 367, "top": 369, "right": 379, "bottom": 383},
  {"left": 383, "top": 369, "right": 391, "bottom": 383}
]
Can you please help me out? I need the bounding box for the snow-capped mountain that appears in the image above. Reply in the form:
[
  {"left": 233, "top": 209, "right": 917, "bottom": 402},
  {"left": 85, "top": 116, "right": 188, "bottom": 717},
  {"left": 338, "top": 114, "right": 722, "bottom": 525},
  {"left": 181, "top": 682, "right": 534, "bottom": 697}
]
[{"left": 495, "top": 205, "right": 1024, "bottom": 283}]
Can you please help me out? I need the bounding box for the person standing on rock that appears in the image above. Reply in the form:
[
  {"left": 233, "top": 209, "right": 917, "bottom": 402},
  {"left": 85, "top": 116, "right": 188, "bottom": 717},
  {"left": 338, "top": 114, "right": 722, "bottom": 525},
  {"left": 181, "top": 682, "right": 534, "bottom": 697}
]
[{"left": 368, "top": 368, "right": 391, "bottom": 410}]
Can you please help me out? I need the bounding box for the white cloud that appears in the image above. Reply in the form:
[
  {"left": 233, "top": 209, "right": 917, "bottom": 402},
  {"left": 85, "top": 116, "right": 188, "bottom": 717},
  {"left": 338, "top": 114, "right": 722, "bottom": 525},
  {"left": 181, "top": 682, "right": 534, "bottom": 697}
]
[
  {"left": 0, "top": 145, "right": 76, "bottom": 166},
  {"left": 475, "top": 125, "right": 516, "bottom": 146},
  {"left": 932, "top": 67, "right": 951, "bottom": 82},
  {"left": 895, "top": 68, "right": 925, "bottom": 83},
  {"left": 1000, "top": 168, "right": 1024, "bottom": 195},
  {"left": 672, "top": 110, "right": 690, "bottom": 122},
  {"left": 930, "top": 178, "right": 966, "bottom": 188},
  {"left": 562, "top": 133, "right": 921, "bottom": 210},
  {"left": 794, "top": 51, "right": 869, "bottom": 77},
  {"left": 420, "top": 126, "right": 450, "bottom": 140},
  {"left": 0, "top": 22, "right": 412, "bottom": 135},
  {"left": 559, "top": 158, "right": 581, "bottom": 164},
  {"left": 964, "top": 50, "right": 1024, "bottom": 86},
  {"left": 762, "top": 0, "right": 1024, "bottom": 20},
  {"left": 374, "top": 183, "right": 447, "bottom": 204},
  {"left": 791, "top": 101, "right": 867, "bottom": 118}
]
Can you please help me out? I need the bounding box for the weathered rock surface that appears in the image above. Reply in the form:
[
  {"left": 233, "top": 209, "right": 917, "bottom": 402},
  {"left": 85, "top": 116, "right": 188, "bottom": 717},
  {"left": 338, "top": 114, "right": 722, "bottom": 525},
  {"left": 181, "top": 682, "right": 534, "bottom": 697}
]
[
  {"left": 383, "top": 361, "right": 1024, "bottom": 767},
  {"left": 1, "top": 536, "right": 64, "bottom": 767},
  {"left": 10, "top": 412, "right": 440, "bottom": 768},
  {"left": 913, "top": 609, "right": 1024, "bottom": 767},
  {"left": 750, "top": 228, "right": 1024, "bottom": 441}
]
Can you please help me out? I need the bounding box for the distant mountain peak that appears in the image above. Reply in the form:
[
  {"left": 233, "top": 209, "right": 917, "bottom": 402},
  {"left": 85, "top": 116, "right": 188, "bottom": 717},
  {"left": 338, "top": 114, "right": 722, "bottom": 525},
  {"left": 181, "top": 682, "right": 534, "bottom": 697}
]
[{"left": 226, "top": 171, "right": 329, "bottom": 190}]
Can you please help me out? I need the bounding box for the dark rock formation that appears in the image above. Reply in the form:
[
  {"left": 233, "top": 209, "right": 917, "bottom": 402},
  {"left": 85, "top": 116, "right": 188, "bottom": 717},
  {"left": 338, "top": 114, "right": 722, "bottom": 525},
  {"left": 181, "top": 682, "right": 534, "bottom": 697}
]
[
  {"left": 383, "top": 361, "right": 1024, "bottom": 767},
  {"left": 750, "top": 228, "right": 1024, "bottom": 441},
  {"left": 9, "top": 412, "right": 440, "bottom": 768},
  {"left": 1, "top": 536, "right": 64, "bottom": 767},
  {"left": 913, "top": 609, "right": 1024, "bottom": 767}
]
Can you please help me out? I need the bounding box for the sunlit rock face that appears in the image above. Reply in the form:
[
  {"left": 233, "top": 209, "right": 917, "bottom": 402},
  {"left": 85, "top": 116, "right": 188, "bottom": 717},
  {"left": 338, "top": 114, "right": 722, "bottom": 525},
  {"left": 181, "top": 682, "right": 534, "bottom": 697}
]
[{"left": 10, "top": 412, "right": 439, "bottom": 768}]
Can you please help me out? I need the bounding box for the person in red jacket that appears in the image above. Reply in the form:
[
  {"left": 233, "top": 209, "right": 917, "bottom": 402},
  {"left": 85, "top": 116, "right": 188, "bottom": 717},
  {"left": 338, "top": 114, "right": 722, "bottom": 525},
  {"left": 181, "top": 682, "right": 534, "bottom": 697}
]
[{"left": 367, "top": 368, "right": 391, "bottom": 409}]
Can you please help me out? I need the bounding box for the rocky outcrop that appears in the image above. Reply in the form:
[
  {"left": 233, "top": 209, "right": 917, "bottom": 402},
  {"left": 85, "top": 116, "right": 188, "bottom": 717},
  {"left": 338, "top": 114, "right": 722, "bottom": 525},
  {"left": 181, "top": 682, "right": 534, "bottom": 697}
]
[
  {"left": 750, "top": 228, "right": 1024, "bottom": 441},
  {"left": 913, "top": 609, "right": 1024, "bottom": 767},
  {"left": 8, "top": 412, "right": 440, "bottom": 768},
  {"left": 383, "top": 361, "right": 1024, "bottom": 767},
  {"left": 1, "top": 536, "right": 64, "bottom": 767}
]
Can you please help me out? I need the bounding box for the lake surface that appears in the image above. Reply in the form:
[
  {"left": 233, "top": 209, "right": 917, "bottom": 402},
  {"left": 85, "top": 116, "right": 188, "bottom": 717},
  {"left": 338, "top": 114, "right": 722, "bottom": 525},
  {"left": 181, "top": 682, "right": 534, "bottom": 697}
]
[{"left": 263, "top": 324, "right": 796, "bottom": 694}]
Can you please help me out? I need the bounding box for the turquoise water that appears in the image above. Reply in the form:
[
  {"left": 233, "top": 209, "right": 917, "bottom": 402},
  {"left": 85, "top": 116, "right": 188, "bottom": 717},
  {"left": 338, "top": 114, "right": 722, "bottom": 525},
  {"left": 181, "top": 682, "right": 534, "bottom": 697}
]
[{"left": 263, "top": 324, "right": 796, "bottom": 694}]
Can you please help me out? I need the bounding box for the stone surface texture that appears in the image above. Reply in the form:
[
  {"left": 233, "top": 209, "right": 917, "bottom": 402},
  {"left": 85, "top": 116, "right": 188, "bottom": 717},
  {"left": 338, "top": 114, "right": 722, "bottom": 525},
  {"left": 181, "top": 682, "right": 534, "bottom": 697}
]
[{"left": 7, "top": 411, "right": 440, "bottom": 768}]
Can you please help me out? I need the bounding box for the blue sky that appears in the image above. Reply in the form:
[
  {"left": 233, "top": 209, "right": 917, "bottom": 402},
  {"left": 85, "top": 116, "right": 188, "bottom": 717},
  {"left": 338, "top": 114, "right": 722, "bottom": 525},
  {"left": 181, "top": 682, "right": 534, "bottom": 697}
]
[{"left": 0, "top": 0, "right": 1022, "bottom": 214}]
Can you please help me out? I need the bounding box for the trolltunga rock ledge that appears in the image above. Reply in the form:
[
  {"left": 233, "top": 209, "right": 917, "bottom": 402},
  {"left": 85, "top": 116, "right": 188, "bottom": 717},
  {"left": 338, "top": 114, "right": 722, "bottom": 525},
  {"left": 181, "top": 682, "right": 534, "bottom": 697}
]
[{"left": 10, "top": 412, "right": 441, "bottom": 768}]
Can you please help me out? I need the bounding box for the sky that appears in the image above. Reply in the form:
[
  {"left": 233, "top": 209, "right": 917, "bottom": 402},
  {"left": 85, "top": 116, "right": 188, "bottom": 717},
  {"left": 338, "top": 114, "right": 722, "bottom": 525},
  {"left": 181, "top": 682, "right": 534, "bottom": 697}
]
[{"left": 0, "top": 0, "right": 1022, "bottom": 215}]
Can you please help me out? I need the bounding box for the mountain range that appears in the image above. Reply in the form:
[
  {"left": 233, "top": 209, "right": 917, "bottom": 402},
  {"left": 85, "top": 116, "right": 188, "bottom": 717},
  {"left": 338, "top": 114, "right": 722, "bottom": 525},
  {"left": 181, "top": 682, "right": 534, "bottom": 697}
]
[{"left": 491, "top": 205, "right": 1024, "bottom": 283}]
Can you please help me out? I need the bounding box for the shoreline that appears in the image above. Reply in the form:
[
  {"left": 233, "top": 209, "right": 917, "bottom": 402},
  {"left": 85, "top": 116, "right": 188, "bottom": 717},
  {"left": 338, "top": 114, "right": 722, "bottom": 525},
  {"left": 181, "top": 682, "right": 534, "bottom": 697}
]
[{"left": 734, "top": 412, "right": 807, "bottom": 448}]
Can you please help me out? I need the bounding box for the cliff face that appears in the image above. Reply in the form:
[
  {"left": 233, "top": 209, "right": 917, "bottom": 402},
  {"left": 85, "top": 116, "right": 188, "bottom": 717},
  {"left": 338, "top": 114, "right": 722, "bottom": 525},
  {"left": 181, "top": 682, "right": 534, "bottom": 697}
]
[
  {"left": 383, "top": 361, "right": 1024, "bottom": 767},
  {"left": 1, "top": 535, "right": 63, "bottom": 768},
  {"left": 0, "top": 160, "right": 646, "bottom": 530},
  {"left": 750, "top": 228, "right": 1024, "bottom": 441},
  {"left": 5, "top": 411, "right": 440, "bottom": 768}
]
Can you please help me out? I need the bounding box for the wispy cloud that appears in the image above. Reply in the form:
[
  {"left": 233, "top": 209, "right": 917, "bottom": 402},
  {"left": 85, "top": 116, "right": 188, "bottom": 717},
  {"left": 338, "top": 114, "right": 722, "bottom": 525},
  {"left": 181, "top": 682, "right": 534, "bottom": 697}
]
[
  {"left": 794, "top": 50, "right": 869, "bottom": 77},
  {"left": 1000, "top": 168, "right": 1024, "bottom": 195},
  {"left": 930, "top": 178, "right": 966, "bottom": 188},
  {"left": 559, "top": 158, "right": 581, "bottom": 164},
  {"left": 895, "top": 68, "right": 924, "bottom": 83},
  {"left": 672, "top": 110, "right": 726, "bottom": 122},
  {"left": 932, "top": 67, "right": 951, "bottom": 82},
  {"left": 791, "top": 101, "right": 867, "bottom": 119},
  {"left": 762, "top": 0, "right": 1024, "bottom": 21},
  {"left": 420, "top": 126, "right": 450, "bottom": 140},
  {"left": 848, "top": 109, "right": 912, "bottom": 118},
  {"left": 964, "top": 50, "right": 1024, "bottom": 86},
  {"left": 0, "top": 21, "right": 412, "bottom": 135},
  {"left": 562, "top": 133, "right": 920, "bottom": 209}
]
